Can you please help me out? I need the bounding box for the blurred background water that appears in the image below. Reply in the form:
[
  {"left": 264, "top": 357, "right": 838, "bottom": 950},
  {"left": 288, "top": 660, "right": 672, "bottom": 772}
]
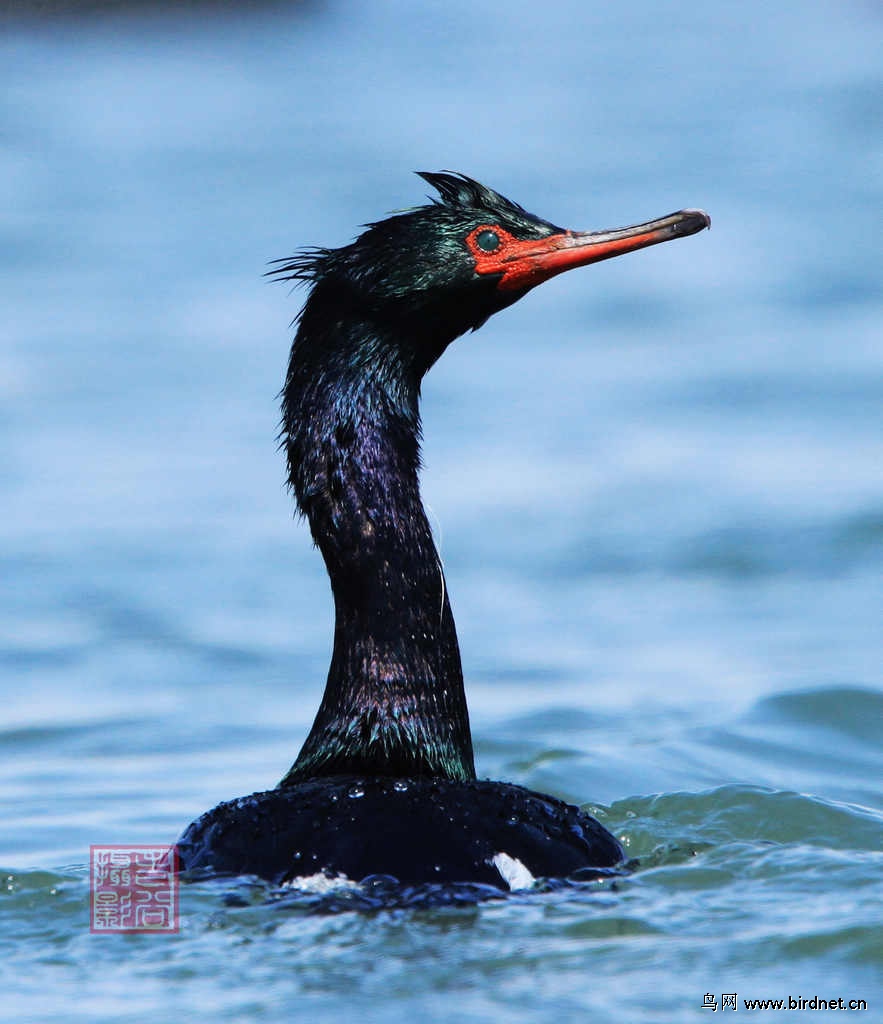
[{"left": 1, "top": 1, "right": 881, "bottom": 1021}]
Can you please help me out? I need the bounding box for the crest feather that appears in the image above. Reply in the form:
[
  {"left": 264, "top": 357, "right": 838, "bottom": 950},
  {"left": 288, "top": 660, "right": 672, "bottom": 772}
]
[
  {"left": 266, "top": 247, "right": 332, "bottom": 285},
  {"left": 416, "top": 170, "right": 530, "bottom": 218}
]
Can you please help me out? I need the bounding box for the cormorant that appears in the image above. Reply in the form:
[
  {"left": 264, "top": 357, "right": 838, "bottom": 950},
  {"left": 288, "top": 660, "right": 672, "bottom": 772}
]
[{"left": 177, "top": 172, "right": 709, "bottom": 892}]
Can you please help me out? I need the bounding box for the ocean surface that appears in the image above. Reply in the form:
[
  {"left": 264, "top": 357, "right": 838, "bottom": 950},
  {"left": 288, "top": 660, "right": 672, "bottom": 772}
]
[{"left": 2, "top": 1, "right": 881, "bottom": 1021}]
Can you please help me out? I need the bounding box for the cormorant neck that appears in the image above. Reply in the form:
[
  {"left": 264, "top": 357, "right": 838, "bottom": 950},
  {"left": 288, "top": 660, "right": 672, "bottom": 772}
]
[{"left": 279, "top": 297, "right": 475, "bottom": 784}]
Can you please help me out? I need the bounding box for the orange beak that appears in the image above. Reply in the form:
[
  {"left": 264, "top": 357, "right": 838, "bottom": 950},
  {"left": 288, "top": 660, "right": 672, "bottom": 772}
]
[{"left": 469, "top": 209, "right": 711, "bottom": 292}]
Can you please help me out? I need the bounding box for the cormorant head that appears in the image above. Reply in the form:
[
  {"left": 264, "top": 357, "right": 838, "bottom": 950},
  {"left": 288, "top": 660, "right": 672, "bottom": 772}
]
[{"left": 272, "top": 172, "right": 709, "bottom": 380}]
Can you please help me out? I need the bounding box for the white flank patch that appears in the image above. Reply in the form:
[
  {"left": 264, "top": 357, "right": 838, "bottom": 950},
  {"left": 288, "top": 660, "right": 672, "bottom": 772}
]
[
  {"left": 281, "top": 872, "right": 360, "bottom": 894},
  {"left": 490, "top": 852, "right": 536, "bottom": 892}
]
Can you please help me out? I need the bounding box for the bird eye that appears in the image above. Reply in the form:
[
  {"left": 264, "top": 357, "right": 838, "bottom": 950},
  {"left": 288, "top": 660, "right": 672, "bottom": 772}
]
[{"left": 475, "top": 230, "right": 500, "bottom": 252}]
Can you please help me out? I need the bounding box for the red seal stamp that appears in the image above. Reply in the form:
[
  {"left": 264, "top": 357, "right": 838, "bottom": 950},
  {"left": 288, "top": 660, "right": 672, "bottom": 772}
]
[{"left": 90, "top": 845, "right": 179, "bottom": 933}]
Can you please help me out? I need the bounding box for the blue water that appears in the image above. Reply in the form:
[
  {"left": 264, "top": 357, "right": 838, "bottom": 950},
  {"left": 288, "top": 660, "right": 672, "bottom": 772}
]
[{"left": 2, "top": 1, "right": 882, "bottom": 1020}]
